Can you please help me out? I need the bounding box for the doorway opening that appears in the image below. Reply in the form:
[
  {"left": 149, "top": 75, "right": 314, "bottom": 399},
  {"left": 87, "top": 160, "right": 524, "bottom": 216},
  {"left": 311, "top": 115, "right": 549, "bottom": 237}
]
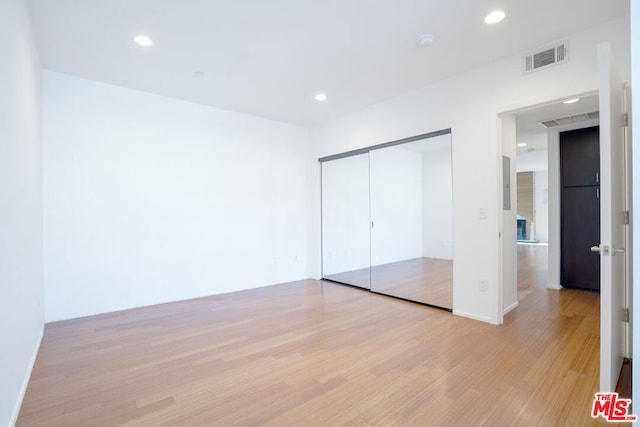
[
  {"left": 499, "top": 92, "right": 601, "bottom": 321},
  {"left": 500, "top": 92, "right": 601, "bottom": 316},
  {"left": 499, "top": 43, "right": 630, "bottom": 396}
]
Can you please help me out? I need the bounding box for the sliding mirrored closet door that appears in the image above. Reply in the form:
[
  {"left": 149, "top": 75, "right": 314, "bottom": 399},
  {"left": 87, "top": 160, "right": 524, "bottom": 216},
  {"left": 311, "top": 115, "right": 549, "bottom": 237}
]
[
  {"left": 369, "top": 134, "right": 453, "bottom": 308},
  {"left": 321, "top": 153, "right": 371, "bottom": 289},
  {"left": 321, "top": 130, "right": 453, "bottom": 310}
]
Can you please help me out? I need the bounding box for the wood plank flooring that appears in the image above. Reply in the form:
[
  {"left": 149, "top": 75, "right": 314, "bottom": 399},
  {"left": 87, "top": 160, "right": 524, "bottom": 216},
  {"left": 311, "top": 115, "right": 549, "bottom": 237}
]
[{"left": 18, "top": 245, "right": 613, "bottom": 425}]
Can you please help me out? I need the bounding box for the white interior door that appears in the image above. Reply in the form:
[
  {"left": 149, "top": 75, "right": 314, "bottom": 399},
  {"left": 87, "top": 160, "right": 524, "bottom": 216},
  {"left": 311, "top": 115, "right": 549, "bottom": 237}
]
[{"left": 598, "top": 42, "right": 627, "bottom": 392}]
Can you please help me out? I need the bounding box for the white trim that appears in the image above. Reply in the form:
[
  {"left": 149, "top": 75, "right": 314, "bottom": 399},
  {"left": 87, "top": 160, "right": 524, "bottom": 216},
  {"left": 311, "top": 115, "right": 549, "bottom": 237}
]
[
  {"left": 503, "top": 301, "right": 519, "bottom": 315},
  {"left": 10, "top": 326, "right": 43, "bottom": 427},
  {"left": 453, "top": 310, "right": 497, "bottom": 324},
  {"left": 546, "top": 283, "right": 563, "bottom": 290}
]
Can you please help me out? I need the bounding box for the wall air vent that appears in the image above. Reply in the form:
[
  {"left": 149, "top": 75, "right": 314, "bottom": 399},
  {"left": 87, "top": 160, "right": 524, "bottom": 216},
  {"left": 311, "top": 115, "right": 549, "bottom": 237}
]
[
  {"left": 538, "top": 111, "right": 599, "bottom": 129},
  {"left": 523, "top": 41, "right": 569, "bottom": 73}
]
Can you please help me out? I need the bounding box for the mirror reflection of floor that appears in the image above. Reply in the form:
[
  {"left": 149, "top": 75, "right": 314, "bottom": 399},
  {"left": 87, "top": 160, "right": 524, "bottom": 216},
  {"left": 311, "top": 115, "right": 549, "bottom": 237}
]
[
  {"left": 324, "top": 269, "right": 371, "bottom": 290},
  {"left": 324, "top": 257, "right": 453, "bottom": 309}
]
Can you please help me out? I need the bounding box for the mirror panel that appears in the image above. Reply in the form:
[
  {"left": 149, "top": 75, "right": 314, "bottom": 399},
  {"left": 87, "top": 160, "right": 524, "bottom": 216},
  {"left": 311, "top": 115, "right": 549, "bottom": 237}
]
[
  {"left": 370, "top": 134, "right": 453, "bottom": 308},
  {"left": 321, "top": 153, "right": 370, "bottom": 289}
]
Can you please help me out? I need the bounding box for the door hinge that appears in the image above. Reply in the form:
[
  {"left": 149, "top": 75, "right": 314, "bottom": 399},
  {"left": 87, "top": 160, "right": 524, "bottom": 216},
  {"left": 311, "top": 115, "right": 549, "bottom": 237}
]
[
  {"left": 624, "top": 210, "right": 630, "bottom": 225},
  {"left": 623, "top": 307, "right": 630, "bottom": 323},
  {"left": 623, "top": 112, "right": 629, "bottom": 127}
]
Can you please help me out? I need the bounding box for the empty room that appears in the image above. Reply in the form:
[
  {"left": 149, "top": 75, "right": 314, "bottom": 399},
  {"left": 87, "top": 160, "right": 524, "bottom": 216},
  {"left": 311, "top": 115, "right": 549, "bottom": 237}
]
[{"left": 2, "top": 0, "right": 640, "bottom": 425}]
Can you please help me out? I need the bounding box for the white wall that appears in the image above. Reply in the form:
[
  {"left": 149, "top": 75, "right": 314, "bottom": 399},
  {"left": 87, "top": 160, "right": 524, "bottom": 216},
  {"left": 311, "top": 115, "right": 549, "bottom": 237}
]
[
  {"left": 0, "top": 0, "right": 44, "bottom": 425},
  {"left": 310, "top": 18, "right": 630, "bottom": 324},
  {"left": 516, "top": 132, "right": 549, "bottom": 173},
  {"left": 43, "top": 71, "right": 311, "bottom": 322},
  {"left": 370, "top": 147, "right": 423, "bottom": 266},
  {"left": 534, "top": 170, "right": 549, "bottom": 243},
  {"left": 547, "top": 130, "right": 563, "bottom": 289},
  {"left": 422, "top": 141, "right": 454, "bottom": 260},
  {"left": 500, "top": 115, "right": 518, "bottom": 316}
]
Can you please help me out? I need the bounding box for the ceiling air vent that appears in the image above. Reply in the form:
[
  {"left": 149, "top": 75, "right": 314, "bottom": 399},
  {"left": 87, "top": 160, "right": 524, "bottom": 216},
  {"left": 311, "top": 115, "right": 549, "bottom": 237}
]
[
  {"left": 524, "top": 41, "right": 569, "bottom": 73},
  {"left": 538, "top": 111, "right": 599, "bottom": 129}
]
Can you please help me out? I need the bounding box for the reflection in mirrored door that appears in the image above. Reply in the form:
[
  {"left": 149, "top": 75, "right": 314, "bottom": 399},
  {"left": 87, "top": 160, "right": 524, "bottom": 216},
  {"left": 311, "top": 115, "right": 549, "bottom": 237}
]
[
  {"left": 321, "top": 153, "right": 370, "bottom": 289},
  {"left": 320, "top": 129, "right": 453, "bottom": 310},
  {"left": 369, "top": 134, "right": 453, "bottom": 309}
]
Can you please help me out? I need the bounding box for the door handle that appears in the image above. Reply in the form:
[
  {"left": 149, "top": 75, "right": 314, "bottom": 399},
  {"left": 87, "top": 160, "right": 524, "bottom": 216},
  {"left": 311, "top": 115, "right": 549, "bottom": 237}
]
[
  {"left": 590, "top": 245, "right": 625, "bottom": 256},
  {"left": 591, "top": 245, "right": 608, "bottom": 255}
]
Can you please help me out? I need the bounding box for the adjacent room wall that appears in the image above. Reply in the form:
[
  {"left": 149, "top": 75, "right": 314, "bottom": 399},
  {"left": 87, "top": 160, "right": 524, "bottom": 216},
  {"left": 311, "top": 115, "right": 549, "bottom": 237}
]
[
  {"left": 534, "top": 170, "right": 549, "bottom": 243},
  {"left": 500, "top": 115, "right": 518, "bottom": 317},
  {"left": 547, "top": 130, "right": 563, "bottom": 290},
  {"left": 309, "top": 18, "right": 630, "bottom": 324},
  {"left": 43, "top": 71, "right": 311, "bottom": 322},
  {"left": 0, "top": 0, "right": 44, "bottom": 425}
]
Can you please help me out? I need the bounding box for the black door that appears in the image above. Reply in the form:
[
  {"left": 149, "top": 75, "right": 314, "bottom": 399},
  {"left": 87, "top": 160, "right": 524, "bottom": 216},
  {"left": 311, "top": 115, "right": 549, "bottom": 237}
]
[{"left": 560, "top": 126, "right": 600, "bottom": 291}]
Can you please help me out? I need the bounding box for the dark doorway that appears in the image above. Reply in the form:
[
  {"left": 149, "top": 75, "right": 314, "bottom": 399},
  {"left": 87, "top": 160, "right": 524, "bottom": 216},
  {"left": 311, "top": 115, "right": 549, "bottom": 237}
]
[{"left": 560, "top": 126, "right": 600, "bottom": 291}]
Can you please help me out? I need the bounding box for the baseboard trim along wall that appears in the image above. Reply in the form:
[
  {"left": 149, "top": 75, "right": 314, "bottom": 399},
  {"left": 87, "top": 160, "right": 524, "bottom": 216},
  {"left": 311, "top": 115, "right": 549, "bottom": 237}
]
[
  {"left": 10, "top": 327, "right": 43, "bottom": 427},
  {"left": 503, "top": 301, "right": 519, "bottom": 316},
  {"left": 453, "top": 310, "right": 495, "bottom": 324}
]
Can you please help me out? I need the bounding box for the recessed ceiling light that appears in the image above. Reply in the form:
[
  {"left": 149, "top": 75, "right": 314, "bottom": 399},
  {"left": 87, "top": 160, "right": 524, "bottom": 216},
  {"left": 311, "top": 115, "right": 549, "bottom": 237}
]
[
  {"left": 484, "top": 10, "right": 506, "bottom": 25},
  {"left": 517, "top": 143, "right": 528, "bottom": 147},
  {"left": 134, "top": 35, "right": 153, "bottom": 47},
  {"left": 315, "top": 93, "right": 327, "bottom": 102},
  {"left": 563, "top": 98, "right": 581, "bottom": 104}
]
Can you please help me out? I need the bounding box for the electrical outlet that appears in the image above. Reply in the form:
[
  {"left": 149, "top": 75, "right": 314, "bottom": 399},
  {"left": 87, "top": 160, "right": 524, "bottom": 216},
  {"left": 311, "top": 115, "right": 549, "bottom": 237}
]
[
  {"left": 478, "top": 207, "right": 488, "bottom": 220},
  {"left": 479, "top": 279, "right": 488, "bottom": 292}
]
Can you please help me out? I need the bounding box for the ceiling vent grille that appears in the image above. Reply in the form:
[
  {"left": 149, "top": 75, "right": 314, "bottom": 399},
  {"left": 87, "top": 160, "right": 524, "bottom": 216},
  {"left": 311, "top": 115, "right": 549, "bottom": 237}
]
[
  {"left": 524, "top": 41, "right": 569, "bottom": 73},
  {"left": 538, "top": 111, "right": 599, "bottom": 129}
]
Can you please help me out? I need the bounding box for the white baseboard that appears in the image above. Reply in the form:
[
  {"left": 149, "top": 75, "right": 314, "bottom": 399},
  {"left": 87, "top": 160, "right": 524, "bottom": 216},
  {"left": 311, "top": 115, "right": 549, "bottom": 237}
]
[
  {"left": 503, "top": 301, "right": 519, "bottom": 315},
  {"left": 547, "top": 283, "right": 563, "bottom": 290},
  {"left": 453, "top": 310, "right": 497, "bottom": 324},
  {"left": 10, "top": 326, "right": 43, "bottom": 427}
]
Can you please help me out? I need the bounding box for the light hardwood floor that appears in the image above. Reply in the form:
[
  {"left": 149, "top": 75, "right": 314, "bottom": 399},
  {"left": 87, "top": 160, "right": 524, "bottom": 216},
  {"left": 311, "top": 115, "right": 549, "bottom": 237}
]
[{"left": 18, "top": 245, "right": 612, "bottom": 426}]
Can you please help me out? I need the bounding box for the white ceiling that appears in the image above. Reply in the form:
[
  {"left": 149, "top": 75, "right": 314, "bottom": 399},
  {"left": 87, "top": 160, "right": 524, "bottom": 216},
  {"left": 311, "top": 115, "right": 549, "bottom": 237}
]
[
  {"left": 26, "top": 0, "right": 629, "bottom": 127},
  {"left": 516, "top": 93, "right": 600, "bottom": 147}
]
